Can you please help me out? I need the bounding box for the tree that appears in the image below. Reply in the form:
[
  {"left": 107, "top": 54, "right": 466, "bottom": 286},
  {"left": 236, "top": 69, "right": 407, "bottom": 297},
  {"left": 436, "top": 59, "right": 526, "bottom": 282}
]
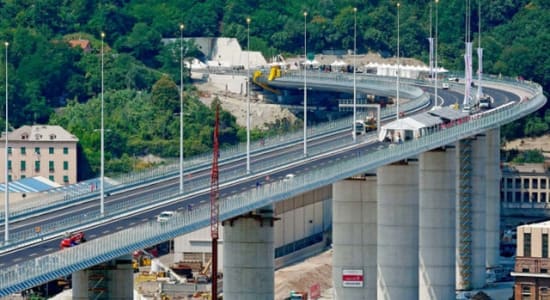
[{"left": 151, "top": 74, "right": 179, "bottom": 113}]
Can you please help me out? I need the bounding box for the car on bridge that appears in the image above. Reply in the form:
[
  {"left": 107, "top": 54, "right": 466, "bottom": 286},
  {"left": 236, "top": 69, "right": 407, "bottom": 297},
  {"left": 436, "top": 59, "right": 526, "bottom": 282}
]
[
  {"left": 60, "top": 231, "right": 86, "bottom": 249},
  {"left": 157, "top": 211, "right": 175, "bottom": 223}
]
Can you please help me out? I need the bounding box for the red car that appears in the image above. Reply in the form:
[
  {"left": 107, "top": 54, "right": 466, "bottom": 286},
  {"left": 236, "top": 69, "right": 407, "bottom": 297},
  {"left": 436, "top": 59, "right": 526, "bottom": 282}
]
[{"left": 60, "top": 231, "right": 86, "bottom": 249}]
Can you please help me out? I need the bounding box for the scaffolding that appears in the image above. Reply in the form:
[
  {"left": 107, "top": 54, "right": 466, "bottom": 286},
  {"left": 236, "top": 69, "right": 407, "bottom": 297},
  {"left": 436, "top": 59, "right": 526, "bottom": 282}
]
[
  {"left": 458, "top": 138, "right": 473, "bottom": 289},
  {"left": 88, "top": 265, "right": 110, "bottom": 300}
]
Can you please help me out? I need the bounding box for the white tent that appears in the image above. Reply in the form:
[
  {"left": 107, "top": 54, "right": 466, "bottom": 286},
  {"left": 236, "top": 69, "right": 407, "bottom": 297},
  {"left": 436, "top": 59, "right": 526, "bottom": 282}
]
[
  {"left": 378, "top": 117, "right": 426, "bottom": 142},
  {"left": 330, "top": 60, "right": 347, "bottom": 67},
  {"left": 304, "top": 59, "right": 320, "bottom": 66}
]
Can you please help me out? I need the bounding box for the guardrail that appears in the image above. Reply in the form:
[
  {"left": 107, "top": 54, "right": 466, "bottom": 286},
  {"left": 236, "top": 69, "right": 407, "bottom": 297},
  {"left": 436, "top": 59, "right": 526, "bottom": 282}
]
[
  {"left": 0, "top": 74, "right": 430, "bottom": 225},
  {"left": 0, "top": 77, "right": 544, "bottom": 296}
]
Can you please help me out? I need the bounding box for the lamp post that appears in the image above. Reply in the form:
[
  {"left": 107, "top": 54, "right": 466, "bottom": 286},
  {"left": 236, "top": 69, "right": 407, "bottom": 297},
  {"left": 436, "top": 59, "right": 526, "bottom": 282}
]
[
  {"left": 4, "top": 41, "right": 8, "bottom": 242},
  {"left": 179, "top": 24, "right": 184, "bottom": 193},
  {"left": 246, "top": 17, "right": 251, "bottom": 174},
  {"left": 434, "top": 0, "right": 439, "bottom": 107},
  {"left": 100, "top": 32, "right": 105, "bottom": 216},
  {"left": 303, "top": 11, "right": 308, "bottom": 156},
  {"left": 352, "top": 7, "right": 357, "bottom": 141},
  {"left": 396, "top": 2, "right": 400, "bottom": 119}
]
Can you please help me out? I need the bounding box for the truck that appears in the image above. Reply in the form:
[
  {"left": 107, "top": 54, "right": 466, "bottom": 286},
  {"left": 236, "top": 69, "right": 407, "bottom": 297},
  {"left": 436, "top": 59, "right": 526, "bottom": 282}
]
[
  {"left": 354, "top": 116, "right": 377, "bottom": 135},
  {"left": 479, "top": 95, "right": 493, "bottom": 109}
]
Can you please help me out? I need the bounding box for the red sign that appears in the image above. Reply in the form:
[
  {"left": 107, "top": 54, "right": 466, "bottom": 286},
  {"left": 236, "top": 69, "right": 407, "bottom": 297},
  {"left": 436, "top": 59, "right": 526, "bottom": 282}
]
[
  {"left": 310, "top": 283, "right": 321, "bottom": 299},
  {"left": 342, "top": 269, "right": 364, "bottom": 287}
]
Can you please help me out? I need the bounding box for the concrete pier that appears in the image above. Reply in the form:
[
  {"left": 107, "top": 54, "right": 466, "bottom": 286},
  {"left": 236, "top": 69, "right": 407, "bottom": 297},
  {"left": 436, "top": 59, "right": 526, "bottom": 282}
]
[
  {"left": 222, "top": 206, "right": 276, "bottom": 300},
  {"left": 419, "top": 148, "right": 456, "bottom": 300},
  {"left": 332, "top": 174, "right": 377, "bottom": 299},
  {"left": 486, "top": 128, "right": 501, "bottom": 268},
  {"left": 377, "top": 161, "right": 419, "bottom": 300},
  {"left": 456, "top": 136, "right": 487, "bottom": 290},
  {"left": 72, "top": 255, "right": 134, "bottom": 299}
]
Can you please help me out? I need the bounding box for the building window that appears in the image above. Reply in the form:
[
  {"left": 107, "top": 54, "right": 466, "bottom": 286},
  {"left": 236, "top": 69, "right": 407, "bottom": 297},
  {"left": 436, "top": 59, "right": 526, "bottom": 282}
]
[
  {"left": 63, "top": 175, "right": 69, "bottom": 183},
  {"left": 20, "top": 161, "right": 26, "bottom": 171},
  {"left": 49, "top": 175, "right": 54, "bottom": 182},
  {"left": 523, "top": 268, "right": 530, "bottom": 272},
  {"left": 506, "top": 178, "right": 513, "bottom": 189},
  {"left": 542, "top": 269, "right": 548, "bottom": 273},
  {"left": 524, "top": 233, "right": 532, "bottom": 257},
  {"left": 542, "top": 179, "right": 547, "bottom": 189},
  {"left": 543, "top": 193, "right": 548, "bottom": 203},
  {"left": 522, "top": 285, "right": 532, "bottom": 300},
  {"left": 34, "top": 161, "right": 40, "bottom": 172},
  {"left": 533, "top": 178, "right": 539, "bottom": 189},
  {"left": 63, "top": 161, "right": 68, "bottom": 170},
  {"left": 7, "top": 160, "right": 11, "bottom": 170},
  {"left": 524, "top": 178, "right": 530, "bottom": 189},
  {"left": 515, "top": 178, "right": 521, "bottom": 189},
  {"left": 506, "top": 192, "right": 513, "bottom": 202},
  {"left": 516, "top": 191, "right": 522, "bottom": 202},
  {"left": 20, "top": 175, "right": 25, "bottom": 179},
  {"left": 533, "top": 193, "right": 539, "bottom": 202},
  {"left": 34, "top": 147, "right": 40, "bottom": 154},
  {"left": 49, "top": 147, "right": 54, "bottom": 154},
  {"left": 544, "top": 233, "right": 549, "bottom": 258},
  {"left": 7, "top": 147, "right": 11, "bottom": 154},
  {"left": 49, "top": 161, "right": 54, "bottom": 172},
  {"left": 63, "top": 147, "right": 68, "bottom": 154},
  {"left": 524, "top": 192, "right": 530, "bottom": 202},
  {"left": 20, "top": 147, "right": 26, "bottom": 155},
  {"left": 7, "top": 174, "right": 11, "bottom": 181}
]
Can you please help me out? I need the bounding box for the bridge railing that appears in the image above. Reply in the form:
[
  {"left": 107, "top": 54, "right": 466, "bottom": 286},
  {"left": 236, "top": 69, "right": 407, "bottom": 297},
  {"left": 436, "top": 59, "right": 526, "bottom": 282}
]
[
  {"left": 0, "top": 79, "right": 544, "bottom": 296},
  {"left": 1, "top": 76, "right": 430, "bottom": 222}
]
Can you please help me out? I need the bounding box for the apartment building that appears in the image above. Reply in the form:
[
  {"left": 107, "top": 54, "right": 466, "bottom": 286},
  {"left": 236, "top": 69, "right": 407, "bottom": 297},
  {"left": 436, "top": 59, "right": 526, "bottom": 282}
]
[
  {"left": 501, "top": 163, "right": 550, "bottom": 204},
  {"left": 512, "top": 221, "right": 550, "bottom": 299},
  {"left": 0, "top": 125, "right": 78, "bottom": 185}
]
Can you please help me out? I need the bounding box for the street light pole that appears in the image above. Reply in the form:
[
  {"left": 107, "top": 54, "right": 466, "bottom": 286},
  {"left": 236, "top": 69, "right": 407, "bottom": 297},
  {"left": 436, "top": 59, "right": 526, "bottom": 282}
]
[
  {"left": 4, "top": 41, "right": 9, "bottom": 242},
  {"left": 100, "top": 32, "right": 105, "bottom": 216},
  {"left": 434, "top": 0, "right": 439, "bottom": 107},
  {"left": 353, "top": 7, "right": 357, "bottom": 141},
  {"left": 396, "top": 2, "right": 401, "bottom": 119},
  {"left": 179, "top": 24, "right": 184, "bottom": 193},
  {"left": 303, "top": 11, "right": 308, "bottom": 156},
  {"left": 246, "top": 17, "right": 251, "bottom": 174}
]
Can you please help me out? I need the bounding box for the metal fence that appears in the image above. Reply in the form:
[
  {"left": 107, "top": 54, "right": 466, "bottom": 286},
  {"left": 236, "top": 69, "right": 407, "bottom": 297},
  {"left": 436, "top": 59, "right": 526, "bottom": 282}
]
[{"left": 0, "top": 76, "right": 545, "bottom": 296}]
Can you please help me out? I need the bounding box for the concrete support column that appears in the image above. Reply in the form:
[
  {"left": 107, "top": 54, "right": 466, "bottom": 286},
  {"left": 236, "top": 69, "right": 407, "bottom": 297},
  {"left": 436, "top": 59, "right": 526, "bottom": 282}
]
[
  {"left": 223, "top": 206, "right": 275, "bottom": 300},
  {"left": 456, "top": 136, "right": 487, "bottom": 290},
  {"left": 377, "top": 161, "right": 419, "bottom": 300},
  {"left": 419, "top": 148, "right": 456, "bottom": 300},
  {"left": 332, "top": 174, "right": 377, "bottom": 300},
  {"left": 486, "top": 128, "right": 501, "bottom": 268},
  {"left": 72, "top": 255, "right": 134, "bottom": 300}
]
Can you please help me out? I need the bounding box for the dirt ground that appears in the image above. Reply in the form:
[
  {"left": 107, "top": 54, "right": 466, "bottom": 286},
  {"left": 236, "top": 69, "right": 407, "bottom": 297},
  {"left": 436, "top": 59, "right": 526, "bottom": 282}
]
[
  {"left": 195, "top": 81, "right": 297, "bottom": 130},
  {"left": 503, "top": 135, "right": 550, "bottom": 159},
  {"left": 274, "top": 249, "right": 333, "bottom": 300}
]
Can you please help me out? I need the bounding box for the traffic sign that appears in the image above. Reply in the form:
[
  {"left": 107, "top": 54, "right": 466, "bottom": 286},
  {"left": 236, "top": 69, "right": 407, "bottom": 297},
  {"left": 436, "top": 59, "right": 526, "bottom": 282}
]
[{"left": 342, "top": 269, "right": 364, "bottom": 287}]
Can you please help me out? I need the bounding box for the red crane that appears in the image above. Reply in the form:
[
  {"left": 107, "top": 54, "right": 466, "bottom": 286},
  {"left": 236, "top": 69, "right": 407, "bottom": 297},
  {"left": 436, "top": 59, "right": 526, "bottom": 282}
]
[{"left": 210, "top": 103, "right": 220, "bottom": 299}]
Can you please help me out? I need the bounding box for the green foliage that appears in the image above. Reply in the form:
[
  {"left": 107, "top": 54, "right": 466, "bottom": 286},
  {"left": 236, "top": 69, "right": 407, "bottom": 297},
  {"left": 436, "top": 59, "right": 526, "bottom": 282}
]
[
  {"left": 0, "top": 0, "right": 547, "bottom": 176},
  {"left": 511, "top": 149, "right": 546, "bottom": 164},
  {"left": 49, "top": 87, "right": 243, "bottom": 177}
]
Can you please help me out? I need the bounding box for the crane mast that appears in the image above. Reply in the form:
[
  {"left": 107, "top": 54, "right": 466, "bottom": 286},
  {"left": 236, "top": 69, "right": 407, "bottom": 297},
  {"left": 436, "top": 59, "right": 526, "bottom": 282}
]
[{"left": 210, "top": 103, "right": 220, "bottom": 299}]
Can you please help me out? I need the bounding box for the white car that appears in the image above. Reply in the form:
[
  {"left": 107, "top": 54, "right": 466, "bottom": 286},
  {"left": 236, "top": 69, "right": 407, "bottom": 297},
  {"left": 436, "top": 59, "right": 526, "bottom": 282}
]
[
  {"left": 156, "top": 211, "right": 175, "bottom": 222},
  {"left": 442, "top": 82, "right": 449, "bottom": 89},
  {"left": 283, "top": 173, "right": 295, "bottom": 182}
]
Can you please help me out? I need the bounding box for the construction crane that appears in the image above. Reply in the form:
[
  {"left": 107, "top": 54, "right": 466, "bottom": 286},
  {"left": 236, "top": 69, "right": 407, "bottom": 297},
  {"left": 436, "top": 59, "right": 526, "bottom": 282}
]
[{"left": 210, "top": 103, "right": 220, "bottom": 299}]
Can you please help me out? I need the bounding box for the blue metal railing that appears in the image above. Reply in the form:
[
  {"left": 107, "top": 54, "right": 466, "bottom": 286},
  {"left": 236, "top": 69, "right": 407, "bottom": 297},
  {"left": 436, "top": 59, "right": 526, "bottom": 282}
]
[{"left": 0, "top": 75, "right": 545, "bottom": 296}]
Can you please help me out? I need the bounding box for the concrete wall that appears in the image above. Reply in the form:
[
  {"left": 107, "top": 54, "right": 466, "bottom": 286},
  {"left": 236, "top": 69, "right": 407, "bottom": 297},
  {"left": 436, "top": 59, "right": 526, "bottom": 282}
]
[{"left": 332, "top": 175, "right": 377, "bottom": 300}]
